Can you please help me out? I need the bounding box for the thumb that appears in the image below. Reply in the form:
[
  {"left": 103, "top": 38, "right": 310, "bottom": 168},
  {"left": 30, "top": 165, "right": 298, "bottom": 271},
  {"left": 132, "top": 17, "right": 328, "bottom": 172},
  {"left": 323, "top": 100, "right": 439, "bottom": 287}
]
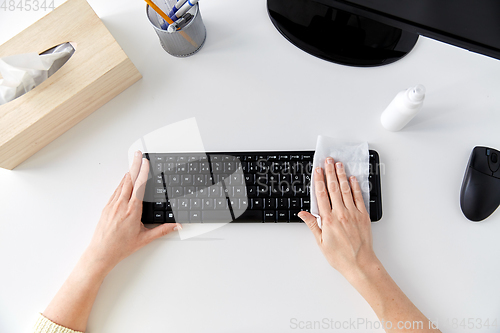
[
  {"left": 298, "top": 211, "right": 322, "bottom": 244},
  {"left": 146, "top": 223, "right": 182, "bottom": 242}
]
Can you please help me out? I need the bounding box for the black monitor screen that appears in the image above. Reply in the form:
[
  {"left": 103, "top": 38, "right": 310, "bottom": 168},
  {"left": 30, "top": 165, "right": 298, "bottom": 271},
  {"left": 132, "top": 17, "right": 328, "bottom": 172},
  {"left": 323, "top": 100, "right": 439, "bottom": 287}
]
[
  {"left": 268, "top": 0, "right": 500, "bottom": 66},
  {"left": 333, "top": 0, "right": 500, "bottom": 57}
]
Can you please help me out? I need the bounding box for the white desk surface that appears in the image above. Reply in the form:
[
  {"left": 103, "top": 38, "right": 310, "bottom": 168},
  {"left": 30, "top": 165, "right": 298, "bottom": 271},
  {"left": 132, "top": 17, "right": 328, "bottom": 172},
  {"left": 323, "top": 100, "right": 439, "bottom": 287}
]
[{"left": 1, "top": 1, "right": 500, "bottom": 332}]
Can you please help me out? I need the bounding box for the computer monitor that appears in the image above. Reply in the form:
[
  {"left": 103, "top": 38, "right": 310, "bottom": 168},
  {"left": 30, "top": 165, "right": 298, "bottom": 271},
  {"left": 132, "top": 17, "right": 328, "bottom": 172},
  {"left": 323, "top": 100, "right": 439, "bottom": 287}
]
[{"left": 267, "top": 0, "right": 500, "bottom": 67}]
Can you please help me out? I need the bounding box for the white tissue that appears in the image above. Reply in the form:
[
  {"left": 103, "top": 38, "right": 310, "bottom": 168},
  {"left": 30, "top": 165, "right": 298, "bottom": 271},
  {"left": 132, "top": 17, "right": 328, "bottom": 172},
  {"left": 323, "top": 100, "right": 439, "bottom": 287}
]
[
  {"left": 0, "top": 42, "right": 74, "bottom": 105},
  {"left": 310, "top": 136, "right": 370, "bottom": 227}
]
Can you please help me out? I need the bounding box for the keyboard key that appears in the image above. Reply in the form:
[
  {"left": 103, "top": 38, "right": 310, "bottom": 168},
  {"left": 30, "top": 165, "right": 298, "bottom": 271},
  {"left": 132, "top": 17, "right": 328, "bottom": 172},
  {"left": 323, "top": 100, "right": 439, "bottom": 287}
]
[
  {"left": 267, "top": 154, "right": 278, "bottom": 161},
  {"left": 215, "top": 198, "right": 228, "bottom": 209},
  {"left": 200, "top": 162, "right": 210, "bottom": 173},
  {"left": 203, "top": 210, "right": 232, "bottom": 222},
  {"left": 277, "top": 198, "right": 288, "bottom": 209},
  {"left": 169, "top": 175, "right": 180, "bottom": 185},
  {"left": 181, "top": 175, "right": 193, "bottom": 185},
  {"left": 231, "top": 174, "right": 244, "bottom": 185},
  {"left": 156, "top": 187, "right": 167, "bottom": 195},
  {"left": 209, "top": 185, "right": 223, "bottom": 197},
  {"left": 251, "top": 198, "right": 263, "bottom": 209},
  {"left": 165, "top": 211, "right": 176, "bottom": 222},
  {"left": 264, "top": 211, "right": 276, "bottom": 222},
  {"left": 190, "top": 198, "right": 202, "bottom": 209},
  {"left": 196, "top": 187, "right": 209, "bottom": 197},
  {"left": 185, "top": 186, "right": 195, "bottom": 196},
  {"left": 233, "top": 186, "right": 246, "bottom": 197},
  {"left": 290, "top": 198, "right": 300, "bottom": 209},
  {"left": 244, "top": 174, "right": 254, "bottom": 184},
  {"left": 154, "top": 211, "right": 164, "bottom": 223},
  {"left": 257, "top": 186, "right": 269, "bottom": 196},
  {"left": 240, "top": 198, "right": 249, "bottom": 210},
  {"left": 188, "top": 162, "right": 199, "bottom": 173},
  {"left": 190, "top": 211, "right": 202, "bottom": 222},
  {"left": 178, "top": 198, "right": 189, "bottom": 210},
  {"left": 232, "top": 210, "right": 263, "bottom": 222},
  {"left": 302, "top": 198, "right": 311, "bottom": 210},
  {"left": 277, "top": 210, "right": 288, "bottom": 222},
  {"left": 265, "top": 198, "right": 276, "bottom": 209},
  {"left": 247, "top": 186, "right": 257, "bottom": 197},
  {"left": 203, "top": 198, "right": 215, "bottom": 209},
  {"left": 171, "top": 187, "right": 183, "bottom": 197},
  {"left": 176, "top": 163, "right": 187, "bottom": 173},
  {"left": 174, "top": 210, "right": 189, "bottom": 223},
  {"left": 154, "top": 201, "right": 165, "bottom": 210},
  {"left": 289, "top": 210, "right": 302, "bottom": 222}
]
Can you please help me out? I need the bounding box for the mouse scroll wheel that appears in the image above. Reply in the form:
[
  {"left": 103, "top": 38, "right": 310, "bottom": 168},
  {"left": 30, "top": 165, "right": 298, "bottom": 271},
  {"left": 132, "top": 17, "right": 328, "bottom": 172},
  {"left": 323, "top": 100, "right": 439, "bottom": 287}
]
[{"left": 492, "top": 153, "right": 498, "bottom": 163}]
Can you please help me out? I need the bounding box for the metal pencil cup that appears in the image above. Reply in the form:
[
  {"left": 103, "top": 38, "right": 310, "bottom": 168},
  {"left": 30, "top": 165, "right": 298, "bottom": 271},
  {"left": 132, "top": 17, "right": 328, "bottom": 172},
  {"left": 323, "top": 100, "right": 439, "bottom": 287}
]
[{"left": 147, "top": 2, "right": 206, "bottom": 57}]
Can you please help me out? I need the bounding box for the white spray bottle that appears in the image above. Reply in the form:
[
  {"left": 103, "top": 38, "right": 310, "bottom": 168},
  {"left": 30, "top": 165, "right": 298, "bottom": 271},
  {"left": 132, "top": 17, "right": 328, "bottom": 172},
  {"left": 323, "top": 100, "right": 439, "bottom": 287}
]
[{"left": 381, "top": 84, "right": 426, "bottom": 131}]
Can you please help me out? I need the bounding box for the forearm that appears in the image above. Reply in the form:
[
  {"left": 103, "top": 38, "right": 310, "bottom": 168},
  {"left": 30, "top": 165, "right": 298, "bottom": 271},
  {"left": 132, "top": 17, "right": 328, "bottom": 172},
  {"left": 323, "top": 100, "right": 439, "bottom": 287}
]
[
  {"left": 43, "top": 249, "right": 111, "bottom": 332},
  {"left": 347, "top": 259, "right": 440, "bottom": 332}
]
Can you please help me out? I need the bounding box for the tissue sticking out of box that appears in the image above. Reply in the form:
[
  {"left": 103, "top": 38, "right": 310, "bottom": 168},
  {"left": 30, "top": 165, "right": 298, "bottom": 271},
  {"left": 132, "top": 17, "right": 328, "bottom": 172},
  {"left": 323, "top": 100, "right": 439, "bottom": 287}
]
[{"left": 0, "top": 42, "right": 74, "bottom": 105}]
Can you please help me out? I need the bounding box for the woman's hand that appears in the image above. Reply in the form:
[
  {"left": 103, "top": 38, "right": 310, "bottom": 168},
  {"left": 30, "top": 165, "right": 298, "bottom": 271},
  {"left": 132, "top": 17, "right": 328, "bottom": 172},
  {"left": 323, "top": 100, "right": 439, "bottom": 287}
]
[
  {"left": 85, "top": 150, "right": 181, "bottom": 274},
  {"left": 298, "top": 157, "right": 378, "bottom": 280}
]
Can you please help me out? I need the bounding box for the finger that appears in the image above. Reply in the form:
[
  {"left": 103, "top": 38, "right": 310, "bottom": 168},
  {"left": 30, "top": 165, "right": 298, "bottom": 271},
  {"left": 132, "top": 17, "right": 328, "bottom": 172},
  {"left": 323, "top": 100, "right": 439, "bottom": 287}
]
[
  {"left": 132, "top": 158, "right": 150, "bottom": 202},
  {"left": 145, "top": 223, "right": 182, "bottom": 243},
  {"left": 108, "top": 173, "right": 128, "bottom": 205},
  {"left": 314, "top": 167, "right": 332, "bottom": 213},
  {"left": 118, "top": 172, "right": 134, "bottom": 203},
  {"left": 298, "top": 211, "right": 322, "bottom": 244},
  {"left": 324, "top": 158, "right": 345, "bottom": 212},
  {"left": 350, "top": 176, "right": 368, "bottom": 214},
  {"left": 129, "top": 150, "right": 143, "bottom": 183},
  {"left": 335, "top": 162, "right": 356, "bottom": 210}
]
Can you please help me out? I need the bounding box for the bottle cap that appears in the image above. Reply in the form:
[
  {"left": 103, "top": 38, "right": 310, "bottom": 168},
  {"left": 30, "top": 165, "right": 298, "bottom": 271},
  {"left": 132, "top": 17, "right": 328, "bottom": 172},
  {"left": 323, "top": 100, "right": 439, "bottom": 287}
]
[{"left": 408, "top": 84, "right": 426, "bottom": 102}]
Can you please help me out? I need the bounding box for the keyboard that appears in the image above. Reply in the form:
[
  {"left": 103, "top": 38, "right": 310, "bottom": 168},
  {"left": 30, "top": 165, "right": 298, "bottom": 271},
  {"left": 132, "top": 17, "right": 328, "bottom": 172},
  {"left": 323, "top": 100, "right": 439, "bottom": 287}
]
[{"left": 141, "top": 151, "right": 382, "bottom": 223}]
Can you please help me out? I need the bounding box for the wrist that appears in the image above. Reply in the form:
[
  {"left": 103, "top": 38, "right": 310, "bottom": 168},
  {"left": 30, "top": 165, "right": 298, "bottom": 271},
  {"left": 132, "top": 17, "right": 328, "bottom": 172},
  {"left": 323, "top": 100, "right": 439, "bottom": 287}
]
[
  {"left": 77, "top": 247, "right": 116, "bottom": 281},
  {"left": 342, "top": 255, "right": 385, "bottom": 286}
]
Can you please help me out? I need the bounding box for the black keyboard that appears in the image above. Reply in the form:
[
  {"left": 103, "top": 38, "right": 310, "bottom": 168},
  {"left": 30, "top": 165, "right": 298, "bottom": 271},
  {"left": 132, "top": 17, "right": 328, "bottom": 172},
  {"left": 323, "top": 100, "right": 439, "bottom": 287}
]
[{"left": 141, "top": 151, "right": 382, "bottom": 223}]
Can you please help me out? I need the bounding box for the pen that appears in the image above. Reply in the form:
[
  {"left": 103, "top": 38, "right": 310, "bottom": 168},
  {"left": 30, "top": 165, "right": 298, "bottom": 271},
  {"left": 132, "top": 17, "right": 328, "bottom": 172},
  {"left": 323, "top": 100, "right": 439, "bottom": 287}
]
[
  {"left": 167, "top": 0, "right": 188, "bottom": 19},
  {"left": 144, "top": 0, "right": 198, "bottom": 47},
  {"left": 169, "top": 0, "right": 199, "bottom": 21}
]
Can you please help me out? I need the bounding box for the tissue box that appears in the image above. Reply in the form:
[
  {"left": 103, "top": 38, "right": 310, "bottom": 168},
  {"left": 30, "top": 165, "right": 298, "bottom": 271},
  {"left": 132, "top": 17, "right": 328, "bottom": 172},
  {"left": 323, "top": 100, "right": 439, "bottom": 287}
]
[{"left": 0, "top": 0, "right": 142, "bottom": 170}]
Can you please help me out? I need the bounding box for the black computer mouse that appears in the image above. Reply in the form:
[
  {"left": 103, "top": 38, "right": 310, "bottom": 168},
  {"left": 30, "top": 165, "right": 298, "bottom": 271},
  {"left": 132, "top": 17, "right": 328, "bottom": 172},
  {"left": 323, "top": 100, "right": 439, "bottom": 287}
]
[{"left": 460, "top": 146, "right": 500, "bottom": 222}]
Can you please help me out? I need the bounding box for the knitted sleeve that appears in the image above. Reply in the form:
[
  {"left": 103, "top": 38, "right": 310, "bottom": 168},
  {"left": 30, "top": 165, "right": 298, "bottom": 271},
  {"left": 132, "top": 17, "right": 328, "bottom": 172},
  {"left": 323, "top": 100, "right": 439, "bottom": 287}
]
[{"left": 33, "top": 313, "right": 84, "bottom": 333}]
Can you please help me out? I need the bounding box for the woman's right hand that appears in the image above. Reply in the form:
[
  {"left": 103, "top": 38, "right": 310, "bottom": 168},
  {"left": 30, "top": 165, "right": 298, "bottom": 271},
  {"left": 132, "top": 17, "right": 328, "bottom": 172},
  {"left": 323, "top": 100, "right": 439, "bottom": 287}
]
[{"left": 298, "top": 157, "right": 379, "bottom": 280}]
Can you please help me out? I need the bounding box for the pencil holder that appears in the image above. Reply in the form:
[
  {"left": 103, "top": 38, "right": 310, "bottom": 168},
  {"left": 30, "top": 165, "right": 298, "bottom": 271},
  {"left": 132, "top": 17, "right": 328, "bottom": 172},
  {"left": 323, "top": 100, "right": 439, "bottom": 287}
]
[{"left": 146, "top": 2, "right": 206, "bottom": 57}]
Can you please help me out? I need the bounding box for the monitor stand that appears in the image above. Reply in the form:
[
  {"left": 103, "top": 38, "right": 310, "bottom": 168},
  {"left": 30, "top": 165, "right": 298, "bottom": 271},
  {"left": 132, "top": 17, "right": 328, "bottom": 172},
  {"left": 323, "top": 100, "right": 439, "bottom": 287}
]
[{"left": 267, "top": 0, "right": 419, "bottom": 67}]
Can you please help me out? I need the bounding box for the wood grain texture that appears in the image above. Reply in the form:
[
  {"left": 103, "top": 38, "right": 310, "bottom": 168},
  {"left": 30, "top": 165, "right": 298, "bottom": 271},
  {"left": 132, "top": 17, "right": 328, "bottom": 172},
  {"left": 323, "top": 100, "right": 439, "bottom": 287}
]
[{"left": 0, "top": 0, "right": 142, "bottom": 170}]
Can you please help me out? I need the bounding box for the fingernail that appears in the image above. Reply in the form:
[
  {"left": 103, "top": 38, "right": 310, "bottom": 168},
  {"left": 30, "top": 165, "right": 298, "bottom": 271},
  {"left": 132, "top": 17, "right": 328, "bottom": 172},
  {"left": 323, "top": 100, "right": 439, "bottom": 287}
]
[
  {"left": 336, "top": 162, "right": 343, "bottom": 169},
  {"left": 174, "top": 224, "right": 182, "bottom": 231},
  {"left": 350, "top": 176, "right": 356, "bottom": 181},
  {"left": 326, "top": 158, "right": 333, "bottom": 164},
  {"left": 135, "top": 150, "right": 142, "bottom": 157},
  {"left": 316, "top": 167, "right": 322, "bottom": 174}
]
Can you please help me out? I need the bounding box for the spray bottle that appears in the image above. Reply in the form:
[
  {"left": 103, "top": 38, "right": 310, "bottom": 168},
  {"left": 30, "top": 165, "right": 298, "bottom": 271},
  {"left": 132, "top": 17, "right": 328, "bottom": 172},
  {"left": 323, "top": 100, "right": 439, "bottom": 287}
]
[{"left": 381, "top": 84, "right": 426, "bottom": 131}]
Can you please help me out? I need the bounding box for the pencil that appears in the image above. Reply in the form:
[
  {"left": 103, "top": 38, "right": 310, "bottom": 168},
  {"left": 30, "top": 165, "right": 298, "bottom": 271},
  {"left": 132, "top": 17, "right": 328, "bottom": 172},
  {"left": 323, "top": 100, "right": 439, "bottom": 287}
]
[{"left": 144, "top": 0, "right": 198, "bottom": 48}]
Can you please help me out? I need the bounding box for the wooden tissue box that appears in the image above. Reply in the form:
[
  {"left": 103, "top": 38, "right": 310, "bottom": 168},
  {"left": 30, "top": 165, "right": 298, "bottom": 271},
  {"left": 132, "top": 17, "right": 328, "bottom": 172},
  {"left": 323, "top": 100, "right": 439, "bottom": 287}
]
[{"left": 0, "top": 0, "right": 142, "bottom": 170}]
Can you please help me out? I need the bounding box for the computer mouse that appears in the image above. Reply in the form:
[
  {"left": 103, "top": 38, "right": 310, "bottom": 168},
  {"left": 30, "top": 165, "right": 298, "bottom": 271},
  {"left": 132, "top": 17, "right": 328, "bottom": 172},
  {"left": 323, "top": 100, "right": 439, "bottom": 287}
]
[{"left": 460, "top": 146, "right": 500, "bottom": 222}]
